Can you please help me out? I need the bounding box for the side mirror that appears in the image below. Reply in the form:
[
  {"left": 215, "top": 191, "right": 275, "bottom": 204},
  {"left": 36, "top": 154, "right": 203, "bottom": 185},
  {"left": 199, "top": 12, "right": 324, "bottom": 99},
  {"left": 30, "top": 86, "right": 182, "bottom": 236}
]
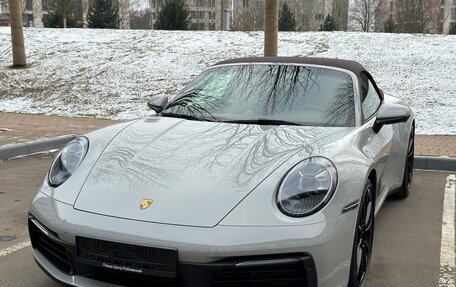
[
  {"left": 147, "top": 94, "right": 168, "bottom": 113},
  {"left": 373, "top": 102, "right": 411, "bottom": 133}
]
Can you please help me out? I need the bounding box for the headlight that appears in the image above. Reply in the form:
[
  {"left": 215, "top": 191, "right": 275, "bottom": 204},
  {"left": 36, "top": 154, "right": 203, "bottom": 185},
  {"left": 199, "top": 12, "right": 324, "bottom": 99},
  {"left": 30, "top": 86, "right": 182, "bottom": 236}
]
[
  {"left": 277, "top": 157, "right": 337, "bottom": 217},
  {"left": 48, "top": 137, "right": 89, "bottom": 187}
]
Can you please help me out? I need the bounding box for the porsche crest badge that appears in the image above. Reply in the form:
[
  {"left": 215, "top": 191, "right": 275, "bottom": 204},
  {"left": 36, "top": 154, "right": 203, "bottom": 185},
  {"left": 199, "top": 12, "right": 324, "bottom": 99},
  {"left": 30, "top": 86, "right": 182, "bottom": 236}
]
[{"left": 139, "top": 199, "right": 153, "bottom": 210}]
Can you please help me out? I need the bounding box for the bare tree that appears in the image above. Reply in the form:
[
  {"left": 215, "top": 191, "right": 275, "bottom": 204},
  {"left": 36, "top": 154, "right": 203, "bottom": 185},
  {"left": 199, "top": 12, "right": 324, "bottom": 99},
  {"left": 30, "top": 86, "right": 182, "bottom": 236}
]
[
  {"left": 43, "top": 0, "right": 86, "bottom": 27},
  {"left": 130, "top": 8, "right": 152, "bottom": 28},
  {"left": 291, "top": 0, "right": 320, "bottom": 31},
  {"left": 52, "top": 0, "right": 73, "bottom": 28},
  {"left": 232, "top": 0, "right": 264, "bottom": 31},
  {"left": 395, "top": 0, "right": 439, "bottom": 33},
  {"left": 21, "top": 0, "right": 28, "bottom": 12},
  {"left": 214, "top": 0, "right": 222, "bottom": 30},
  {"left": 61, "top": 0, "right": 71, "bottom": 28},
  {"left": 8, "top": 0, "right": 27, "bottom": 67},
  {"left": 333, "top": 0, "right": 349, "bottom": 30},
  {"left": 129, "top": 0, "right": 149, "bottom": 10},
  {"left": 0, "top": 0, "right": 28, "bottom": 14},
  {"left": 233, "top": 9, "right": 261, "bottom": 30},
  {"left": 349, "top": 0, "right": 382, "bottom": 31},
  {"left": 117, "top": 0, "right": 130, "bottom": 28},
  {"left": 251, "top": 0, "right": 264, "bottom": 30}
]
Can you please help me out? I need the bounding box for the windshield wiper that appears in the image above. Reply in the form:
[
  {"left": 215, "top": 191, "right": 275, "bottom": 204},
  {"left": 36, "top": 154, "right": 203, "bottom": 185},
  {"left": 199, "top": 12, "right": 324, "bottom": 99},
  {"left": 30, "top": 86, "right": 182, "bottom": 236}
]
[
  {"left": 160, "top": 112, "right": 215, "bottom": 122},
  {"left": 221, "top": 119, "right": 302, "bottom": 126}
]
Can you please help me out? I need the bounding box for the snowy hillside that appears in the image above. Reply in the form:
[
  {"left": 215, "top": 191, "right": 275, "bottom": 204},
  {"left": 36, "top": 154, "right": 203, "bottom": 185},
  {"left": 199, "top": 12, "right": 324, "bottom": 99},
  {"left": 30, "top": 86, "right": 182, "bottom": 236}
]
[{"left": 0, "top": 28, "right": 455, "bottom": 134}]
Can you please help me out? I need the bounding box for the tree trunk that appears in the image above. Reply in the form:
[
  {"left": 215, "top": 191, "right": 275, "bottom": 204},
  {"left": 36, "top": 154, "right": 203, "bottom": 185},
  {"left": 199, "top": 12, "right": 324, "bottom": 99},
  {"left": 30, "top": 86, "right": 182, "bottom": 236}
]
[
  {"left": 8, "top": 0, "right": 27, "bottom": 67},
  {"left": 63, "top": 3, "right": 67, "bottom": 28},
  {"left": 264, "top": 0, "right": 278, "bottom": 57}
]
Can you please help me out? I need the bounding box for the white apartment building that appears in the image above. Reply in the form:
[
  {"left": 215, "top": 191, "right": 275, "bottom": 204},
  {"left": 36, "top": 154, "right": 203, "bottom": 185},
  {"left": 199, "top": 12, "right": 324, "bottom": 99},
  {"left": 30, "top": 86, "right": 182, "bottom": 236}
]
[
  {"left": 149, "top": 0, "right": 348, "bottom": 31},
  {"left": 149, "top": 0, "right": 222, "bottom": 30},
  {"left": 0, "top": 0, "right": 130, "bottom": 28},
  {"left": 376, "top": 0, "right": 455, "bottom": 34}
]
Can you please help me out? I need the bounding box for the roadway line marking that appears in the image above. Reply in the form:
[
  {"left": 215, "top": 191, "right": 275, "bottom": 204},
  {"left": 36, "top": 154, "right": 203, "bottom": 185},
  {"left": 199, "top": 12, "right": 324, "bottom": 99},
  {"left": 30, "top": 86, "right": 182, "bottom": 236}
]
[
  {"left": 439, "top": 174, "right": 456, "bottom": 287},
  {"left": 0, "top": 240, "right": 31, "bottom": 258}
]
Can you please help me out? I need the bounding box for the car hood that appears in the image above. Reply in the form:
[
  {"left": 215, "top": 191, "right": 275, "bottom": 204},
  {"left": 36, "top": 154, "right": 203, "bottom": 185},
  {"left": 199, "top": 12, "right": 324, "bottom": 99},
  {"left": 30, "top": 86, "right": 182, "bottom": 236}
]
[{"left": 74, "top": 117, "right": 352, "bottom": 227}]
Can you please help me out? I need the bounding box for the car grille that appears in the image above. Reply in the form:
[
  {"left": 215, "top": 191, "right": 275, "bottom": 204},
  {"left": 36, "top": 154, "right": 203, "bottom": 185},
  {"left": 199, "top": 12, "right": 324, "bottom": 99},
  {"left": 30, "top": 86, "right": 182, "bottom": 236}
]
[
  {"left": 29, "top": 217, "right": 316, "bottom": 287},
  {"left": 212, "top": 262, "right": 308, "bottom": 287},
  {"left": 76, "top": 236, "right": 178, "bottom": 278},
  {"left": 28, "top": 218, "right": 73, "bottom": 274}
]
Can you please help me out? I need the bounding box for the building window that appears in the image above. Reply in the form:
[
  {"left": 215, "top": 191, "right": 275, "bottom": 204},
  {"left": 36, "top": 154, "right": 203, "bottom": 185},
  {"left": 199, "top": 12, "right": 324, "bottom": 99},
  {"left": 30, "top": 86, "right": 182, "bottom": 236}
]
[
  {"left": 452, "top": 7, "right": 456, "bottom": 19},
  {"left": 23, "top": 13, "right": 34, "bottom": 26},
  {"left": 42, "top": 0, "right": 52, "bottom": 11},
  {"left": 440, "top": 0, "right": 444, "bottom": 5},
  {"left": 440, "top": 7, "right": 445, "bottom": 19},
  {"left": 26, "top": 0, "right": 33, "bottom": 10},
  {"left": 390, "top": 1, "right": 393, "bottom": 11},
  {"left": 191, "top": 11, "right": 205, "bottom": 19},
  {"left": 315, "top": 13, "right": 324, "bottom": 20},
  {"left": 209, "top": 0, "right": 215, "bottom": 7},
  {"left": 453, "top": 0, "right": 456, "bottom": 5},
  {"left": 192, "top": 0, "right": 205, "bottom": 7},
  {"left": 243, "top": 0, "right": 249, "bottom": 8}
]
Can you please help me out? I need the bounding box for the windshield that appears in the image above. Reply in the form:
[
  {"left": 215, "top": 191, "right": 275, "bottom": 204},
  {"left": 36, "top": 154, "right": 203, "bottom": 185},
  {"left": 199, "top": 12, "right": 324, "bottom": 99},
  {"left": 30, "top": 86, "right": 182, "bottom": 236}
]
[{"left": 162, "top": 64, "right": 356, "bottom": 127}]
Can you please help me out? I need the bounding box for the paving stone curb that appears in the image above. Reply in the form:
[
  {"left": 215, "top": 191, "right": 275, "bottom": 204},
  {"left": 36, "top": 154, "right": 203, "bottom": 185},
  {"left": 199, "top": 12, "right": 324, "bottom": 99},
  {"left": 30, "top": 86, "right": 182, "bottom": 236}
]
[
  {"left": 0, "top": 135, "right": 455, "bottom": 172},
  {"left": 414, "top": 156, "right": 456, "bottom": 172},
  {"left": 0, "top": 135, "right": 76, "bottom": 160}
]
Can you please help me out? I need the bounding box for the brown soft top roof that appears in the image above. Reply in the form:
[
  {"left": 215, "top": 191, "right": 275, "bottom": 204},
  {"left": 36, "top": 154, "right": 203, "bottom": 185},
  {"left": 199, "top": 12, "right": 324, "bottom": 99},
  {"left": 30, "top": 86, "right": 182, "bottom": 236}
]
[
  {"left": 213, "top": 57, "right": 383, "bottom": 100},
  {"left": 214, "top": 57, "right": 368, "bottom": 77}
]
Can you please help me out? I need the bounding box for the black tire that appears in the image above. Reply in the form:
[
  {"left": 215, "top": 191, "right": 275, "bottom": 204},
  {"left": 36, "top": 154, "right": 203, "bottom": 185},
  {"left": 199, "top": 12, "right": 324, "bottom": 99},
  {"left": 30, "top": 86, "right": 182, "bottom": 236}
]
[
  {"left": 395, "top": 125, "right": 415, "bottom": 199},
  {"left": 348, "top": 180, "right": 375, "bottom": 287}
]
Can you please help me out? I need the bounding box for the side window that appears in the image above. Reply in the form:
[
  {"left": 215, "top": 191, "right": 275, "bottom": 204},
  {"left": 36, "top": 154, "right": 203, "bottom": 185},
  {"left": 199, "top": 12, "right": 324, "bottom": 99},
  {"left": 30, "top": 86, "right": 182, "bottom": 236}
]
[{"left": 362, "top": 80, "right": 381, "bottom": 121}]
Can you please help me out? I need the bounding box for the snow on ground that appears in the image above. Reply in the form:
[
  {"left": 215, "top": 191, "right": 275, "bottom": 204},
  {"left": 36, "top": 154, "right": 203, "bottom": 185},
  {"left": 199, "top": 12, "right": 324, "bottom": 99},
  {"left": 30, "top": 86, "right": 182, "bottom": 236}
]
[{"left": 0, "top": 28, "right": 455, "bottom": 134}]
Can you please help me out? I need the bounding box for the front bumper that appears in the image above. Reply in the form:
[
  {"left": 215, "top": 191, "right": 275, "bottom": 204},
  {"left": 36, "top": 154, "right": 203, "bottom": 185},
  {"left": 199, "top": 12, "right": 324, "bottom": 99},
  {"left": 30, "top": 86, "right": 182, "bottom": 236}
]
[
  {"left": 31, "top": 223, "right": 316, "bottom": 287},
  {"left": 29, "top": 192, "right": 357, "bottom": 287}
]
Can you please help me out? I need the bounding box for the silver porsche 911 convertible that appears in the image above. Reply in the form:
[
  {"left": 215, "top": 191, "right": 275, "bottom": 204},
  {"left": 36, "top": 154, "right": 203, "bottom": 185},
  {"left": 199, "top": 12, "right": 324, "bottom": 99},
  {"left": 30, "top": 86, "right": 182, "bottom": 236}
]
[{"left": 29, "top": 57, "right": 414, "bottom": 287}]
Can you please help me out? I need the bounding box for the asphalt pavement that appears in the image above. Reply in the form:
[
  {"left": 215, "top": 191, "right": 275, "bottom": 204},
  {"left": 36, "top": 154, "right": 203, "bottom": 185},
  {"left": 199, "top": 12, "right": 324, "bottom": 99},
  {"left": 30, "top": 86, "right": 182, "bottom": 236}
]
[
  {"left": 0, "top": 154, "right": 59, "bottom": 287},
  {"left": 0, "top": 154, "right": 453, "bottom": 287}
]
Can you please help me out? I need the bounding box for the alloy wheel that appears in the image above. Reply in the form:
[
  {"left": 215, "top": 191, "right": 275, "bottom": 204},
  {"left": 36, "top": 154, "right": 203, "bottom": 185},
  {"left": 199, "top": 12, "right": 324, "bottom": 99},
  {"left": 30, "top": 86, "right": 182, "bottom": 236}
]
[
  {"left": 351, "top": 183, "right": 375, "bottom": 286},
  {"left": 396, "top": 126, "right": 415, "bottom": 198},
  {"left": 405, "top": 128, "right": 415, "bottom": 192}
]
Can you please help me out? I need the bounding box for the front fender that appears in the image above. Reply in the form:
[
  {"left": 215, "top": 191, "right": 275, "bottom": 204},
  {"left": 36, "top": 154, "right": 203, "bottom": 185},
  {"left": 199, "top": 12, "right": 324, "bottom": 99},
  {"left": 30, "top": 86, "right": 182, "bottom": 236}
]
[
  {"left": 219, "top": 128, "right": 373, "bottom": 227},
  {"left": 38, "top": 119, "right": 140, "bottom": 205}
]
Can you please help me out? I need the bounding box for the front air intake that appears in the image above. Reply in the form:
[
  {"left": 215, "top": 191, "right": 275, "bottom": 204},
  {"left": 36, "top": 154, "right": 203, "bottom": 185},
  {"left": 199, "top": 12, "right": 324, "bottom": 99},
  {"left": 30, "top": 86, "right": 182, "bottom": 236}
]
[
  {"left": 212, "top": 260, "right": 309, "bottom": 287},
  {"left": 28, "top": 218, "right": 73, "bottom": 274}
]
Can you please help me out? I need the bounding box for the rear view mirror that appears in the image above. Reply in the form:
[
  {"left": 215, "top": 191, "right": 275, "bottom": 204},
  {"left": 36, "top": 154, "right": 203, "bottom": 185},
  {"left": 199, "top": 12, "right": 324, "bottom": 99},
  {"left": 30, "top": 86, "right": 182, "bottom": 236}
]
[
  {"left": 373, "top": 103, "right": 411, "bottom": 133},
  {"left": 147, "top": 94, "right": 168, "bottom": 113}
]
